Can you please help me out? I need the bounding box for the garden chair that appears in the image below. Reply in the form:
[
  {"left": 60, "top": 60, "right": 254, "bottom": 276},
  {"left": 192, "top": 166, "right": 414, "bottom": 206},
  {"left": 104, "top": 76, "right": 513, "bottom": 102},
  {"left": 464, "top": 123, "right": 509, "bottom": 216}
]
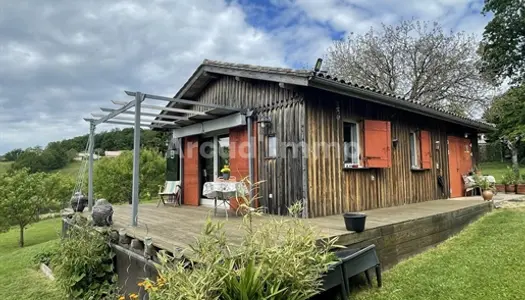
[
  {"left": 319, "top": 260, "right": 347, "bottom": 299},
  {"left": 462, "top": 175, "right": 481, "bottom": 196},
  {"left": 335, "top": 244, "right": 382, "bottom": 296},
  {"left": 157, "top": 181, "right": 181, "bottom": 207}
]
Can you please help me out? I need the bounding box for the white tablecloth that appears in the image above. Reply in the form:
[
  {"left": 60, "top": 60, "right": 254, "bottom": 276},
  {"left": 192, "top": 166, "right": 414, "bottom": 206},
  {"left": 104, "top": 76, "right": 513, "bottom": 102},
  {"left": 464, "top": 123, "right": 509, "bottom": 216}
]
[
  {"left": 466, "top": 175, "right": 496, "bottom": 187},
  {"left": 202, "top": 181, "right": 249, "bottom": 199}
]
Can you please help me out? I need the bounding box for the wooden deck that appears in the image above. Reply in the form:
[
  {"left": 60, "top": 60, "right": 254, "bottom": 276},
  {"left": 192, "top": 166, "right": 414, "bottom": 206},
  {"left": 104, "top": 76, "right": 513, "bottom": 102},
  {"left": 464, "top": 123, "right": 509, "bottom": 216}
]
[{"left": 104, "top": 194, "right": 518, "bottom": 255}]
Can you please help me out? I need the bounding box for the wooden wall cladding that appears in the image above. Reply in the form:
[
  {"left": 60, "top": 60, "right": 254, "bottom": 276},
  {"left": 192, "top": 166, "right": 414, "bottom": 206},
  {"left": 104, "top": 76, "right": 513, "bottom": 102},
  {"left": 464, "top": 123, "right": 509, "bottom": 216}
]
[
  {"left": 191, "top": 76, "right": 301, "bottom": 110},
  {"left": 256, "top": 101, "right": 305, "bottom": 215},
  {"left": 305, "top": 88, "right": 455, "bottom": 217},
  {"left": 188, "top": 76, "right": 306, "bottom": 215}
]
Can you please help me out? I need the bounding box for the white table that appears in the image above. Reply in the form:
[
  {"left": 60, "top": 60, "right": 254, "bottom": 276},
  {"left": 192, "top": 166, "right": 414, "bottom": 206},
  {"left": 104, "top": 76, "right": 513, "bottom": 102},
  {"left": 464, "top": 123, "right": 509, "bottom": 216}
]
[{"left": 202, "top": 181, "right": 249, "bottom": 218}]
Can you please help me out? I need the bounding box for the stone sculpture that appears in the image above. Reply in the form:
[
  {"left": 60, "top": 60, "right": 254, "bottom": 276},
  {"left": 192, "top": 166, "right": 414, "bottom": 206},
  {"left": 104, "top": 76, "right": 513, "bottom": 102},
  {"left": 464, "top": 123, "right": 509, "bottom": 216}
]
[{"left": 92, "top": 198, "right": 113, "bottom": 226}]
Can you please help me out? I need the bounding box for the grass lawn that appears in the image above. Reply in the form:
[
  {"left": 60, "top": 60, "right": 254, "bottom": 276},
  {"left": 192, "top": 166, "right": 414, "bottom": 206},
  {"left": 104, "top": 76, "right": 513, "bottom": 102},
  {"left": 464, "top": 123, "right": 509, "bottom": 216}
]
[
  {"left": 0, "top": 161, "right": 12, "bottom": 175},
  {"left": 355, "top": 208, "right": 525, "bottom": 300},
  {"left": 0, "top": 218, "right": 64, "bottom": 300},
  {"left": 479, "top": 161, "right": 525, "bottom": 181}
]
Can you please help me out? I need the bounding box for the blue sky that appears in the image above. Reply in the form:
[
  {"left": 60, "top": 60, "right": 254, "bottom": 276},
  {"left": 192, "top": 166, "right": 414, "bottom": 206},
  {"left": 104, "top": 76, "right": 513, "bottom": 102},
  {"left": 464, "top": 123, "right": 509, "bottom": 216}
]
[{"left": 0, "top": 0, "right": 491, "bottom": 154}]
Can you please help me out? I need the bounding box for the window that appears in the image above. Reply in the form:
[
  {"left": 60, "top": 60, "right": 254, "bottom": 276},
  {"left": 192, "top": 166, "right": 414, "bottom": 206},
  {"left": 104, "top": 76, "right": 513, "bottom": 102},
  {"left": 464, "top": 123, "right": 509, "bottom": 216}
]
[
  {"left": 409, "top": 131, "right": 420, "bottom": 168},
  {"left": 217, "top": 135, "right": 230, "bottom": 168},
  {"left": 343, "top": 121, "right": 360, "bottom": 166},
  {"left": 267, "top": 135, "right": 277, "bottom": 158},
  {"left": 409, "top": 130, "right": 432, "bottom": 170}
]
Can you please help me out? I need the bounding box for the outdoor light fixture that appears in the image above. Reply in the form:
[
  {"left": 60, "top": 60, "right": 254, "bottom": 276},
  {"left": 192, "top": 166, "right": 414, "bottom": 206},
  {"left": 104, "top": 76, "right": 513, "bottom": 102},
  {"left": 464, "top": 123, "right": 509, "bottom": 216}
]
[
  {"left": 464, "top": 133, "right": 469, "bottom": 138},
  {"left": 257, "top": 115, "right": 272, "bottom": 135},
  {"left": 314, "top": 58, "right": 323, "bottom": 72},
  {"left": 392, "top": 138, "right": 399, "bottom": 148}
]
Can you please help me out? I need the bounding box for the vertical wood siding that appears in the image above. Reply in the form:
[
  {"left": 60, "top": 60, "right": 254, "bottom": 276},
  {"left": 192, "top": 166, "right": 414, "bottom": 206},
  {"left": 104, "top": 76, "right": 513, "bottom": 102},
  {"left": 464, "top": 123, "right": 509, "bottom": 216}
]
[
  {"left": 306, "top": 88, "right": 458, "bottom": 217},
  {"left": 187, "top": 77, "right": 305, "bottom": 215},
  {"left": 255, "top": 102, "right": 305, "bottom": 215},
  {"left": 191, "top": 76, "right": 301, "bottom": 110}
]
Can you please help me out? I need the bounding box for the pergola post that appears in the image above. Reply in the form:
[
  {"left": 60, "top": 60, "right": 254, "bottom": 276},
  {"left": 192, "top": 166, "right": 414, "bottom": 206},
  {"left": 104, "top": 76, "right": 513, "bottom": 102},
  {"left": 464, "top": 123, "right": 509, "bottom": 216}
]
[
  {"left": 88, "top": 121, "right": 95, "bottom": 211},
  {"left": 131, "top": 92, "right": 143, "bottom": 227},
  {"left": 246, "top": 110, "right": 254, "bottom": 206}
]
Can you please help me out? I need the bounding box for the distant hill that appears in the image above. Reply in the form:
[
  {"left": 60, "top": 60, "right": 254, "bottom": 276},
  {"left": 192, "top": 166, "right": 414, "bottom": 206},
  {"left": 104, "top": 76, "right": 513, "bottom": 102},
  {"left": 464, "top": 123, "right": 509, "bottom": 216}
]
[{"left": 1, "top": 128, "right": 170, "bottom": 174}]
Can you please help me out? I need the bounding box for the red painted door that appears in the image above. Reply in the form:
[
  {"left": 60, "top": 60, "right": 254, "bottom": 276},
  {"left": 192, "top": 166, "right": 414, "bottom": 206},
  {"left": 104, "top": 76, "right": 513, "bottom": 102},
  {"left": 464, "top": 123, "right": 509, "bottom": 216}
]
[
  {"left": 448, "top": 136, "right": 473, "bottom": 197},
  {"left": 183, "top": 136, "right": 200, "bottom": 206},
  {"left": 448, "top": 137, "right": 462, "bottom": 197}
]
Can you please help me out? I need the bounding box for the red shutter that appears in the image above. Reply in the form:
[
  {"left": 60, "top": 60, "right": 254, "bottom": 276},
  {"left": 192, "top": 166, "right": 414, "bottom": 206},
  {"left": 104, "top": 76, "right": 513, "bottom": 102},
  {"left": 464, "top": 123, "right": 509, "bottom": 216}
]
[
  {"left": 420, "top": 130, "right": 432, "bottom": 169},
  {"left": 183, "top": 136, "right": 199, "bottom": 206},
  {"left": 363, "top": 120, "right": 392, "bottom": 168}
]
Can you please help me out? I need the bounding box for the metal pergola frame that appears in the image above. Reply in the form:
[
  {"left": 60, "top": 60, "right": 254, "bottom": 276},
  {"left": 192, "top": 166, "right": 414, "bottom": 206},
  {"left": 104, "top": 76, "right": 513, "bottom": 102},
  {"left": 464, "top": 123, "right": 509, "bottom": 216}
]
[{"left": 84, "top": 91, "right": 243, "bottom": 227}]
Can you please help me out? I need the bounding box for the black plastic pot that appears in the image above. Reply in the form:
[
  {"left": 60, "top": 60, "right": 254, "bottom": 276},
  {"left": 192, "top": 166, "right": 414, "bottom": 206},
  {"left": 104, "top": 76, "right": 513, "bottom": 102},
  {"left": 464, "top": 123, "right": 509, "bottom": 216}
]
[{"left": 343, "top": 213, "right": 366, "bottom": 232}]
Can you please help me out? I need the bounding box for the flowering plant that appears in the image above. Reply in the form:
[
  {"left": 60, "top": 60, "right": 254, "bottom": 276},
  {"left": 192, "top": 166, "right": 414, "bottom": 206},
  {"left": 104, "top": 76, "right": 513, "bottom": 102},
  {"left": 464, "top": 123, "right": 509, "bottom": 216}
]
[{"left": 220, "top": 164, "right": 231, "bottom": 174}]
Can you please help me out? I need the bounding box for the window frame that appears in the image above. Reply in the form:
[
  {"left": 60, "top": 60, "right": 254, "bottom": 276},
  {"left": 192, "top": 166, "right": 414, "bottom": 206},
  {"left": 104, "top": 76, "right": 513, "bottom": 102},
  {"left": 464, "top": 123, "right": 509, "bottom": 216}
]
[
  {"left": 409, "top": 130, "right": 421, "bottom": 170},
  {"left": 266, "top": 134, "right": 277, "bottom": 158},
  {"left": 343, "top": 119, "right": 362, "bottom": 168}
]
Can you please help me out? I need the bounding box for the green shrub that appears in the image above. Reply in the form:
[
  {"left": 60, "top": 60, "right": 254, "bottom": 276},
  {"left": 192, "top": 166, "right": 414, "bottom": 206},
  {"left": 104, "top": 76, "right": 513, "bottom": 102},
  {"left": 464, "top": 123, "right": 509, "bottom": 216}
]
[
  {"left": 33, "top": 240, "right": 60, "bottom": 266},
  {"left": 53, "top": 222, "right": 117, "bottom": 299},
  {"left": 94, "top": 149, "right": 165, "bottom": 203},
  {"left": 141, "top": 209, "right": 338, "bottom": 300}
]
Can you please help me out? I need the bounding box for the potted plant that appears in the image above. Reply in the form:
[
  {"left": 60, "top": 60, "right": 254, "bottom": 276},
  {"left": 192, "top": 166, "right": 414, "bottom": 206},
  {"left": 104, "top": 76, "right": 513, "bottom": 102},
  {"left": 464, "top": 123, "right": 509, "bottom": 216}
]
[
  {"left": 495, "top": 177, "right": 506, "bottom": 194},
  {"left": 221, "top": 164, "right": 231, "bottom": 180},
  {"left": 517, "top": 175, "right": 525, "bottom": 194},
  {"left": 343, "top": 212, "right": 367, "bottom": 232},
  {"left": 502, "top": 167, "right": 517, "bottom": 194},
  {"left": 474, "top": 176, "right": 494, "bottom": 201}
]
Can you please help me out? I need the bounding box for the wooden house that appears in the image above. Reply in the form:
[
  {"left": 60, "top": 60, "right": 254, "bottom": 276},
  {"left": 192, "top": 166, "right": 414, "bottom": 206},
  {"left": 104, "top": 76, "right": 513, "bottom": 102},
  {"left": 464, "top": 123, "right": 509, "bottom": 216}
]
[{"left": 158, "top": 60, "right": 493, "bottom": 218}]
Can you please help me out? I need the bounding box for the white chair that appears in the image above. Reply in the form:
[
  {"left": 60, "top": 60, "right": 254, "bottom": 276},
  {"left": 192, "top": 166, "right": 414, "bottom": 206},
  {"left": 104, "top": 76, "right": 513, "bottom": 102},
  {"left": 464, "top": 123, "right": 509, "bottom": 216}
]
[{"left": 157, "top": 181, "right": 181, "bottom": 207}]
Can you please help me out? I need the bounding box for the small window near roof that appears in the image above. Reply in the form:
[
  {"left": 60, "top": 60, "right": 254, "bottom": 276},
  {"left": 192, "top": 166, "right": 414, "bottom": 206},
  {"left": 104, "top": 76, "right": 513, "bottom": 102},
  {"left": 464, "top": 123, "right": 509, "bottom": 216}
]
[
  {"left": 267, "top": 135, "right": 277, "bottom": 158},
  {"left": 410, "top": 131, "right": 420, "bottom": 168},
  {"left": 343, "top": 121, "right": 360, "bottom": 166}
]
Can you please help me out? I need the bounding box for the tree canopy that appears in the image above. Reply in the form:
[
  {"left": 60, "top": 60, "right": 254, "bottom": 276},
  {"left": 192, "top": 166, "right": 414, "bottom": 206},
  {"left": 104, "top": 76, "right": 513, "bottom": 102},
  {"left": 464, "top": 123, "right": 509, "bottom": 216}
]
[
  {"left": 325, "top": 19, "right": 492, "bottom": 116},
  {"left": 481, "top": 0, "right": 525, "bottom": 85},
  {"left": 485, "top": 85, "right": 525, "bottom": 173},
  {"left": 3, "top": 128, "right": 170, "bottom": 173}
]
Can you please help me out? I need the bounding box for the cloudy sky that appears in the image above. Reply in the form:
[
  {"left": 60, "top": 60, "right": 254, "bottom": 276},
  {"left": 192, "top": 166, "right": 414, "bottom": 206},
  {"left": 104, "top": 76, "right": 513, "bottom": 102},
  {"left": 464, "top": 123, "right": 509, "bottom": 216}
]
[{"left": 0, "top": 0, "right": 492, "bottom": 154}]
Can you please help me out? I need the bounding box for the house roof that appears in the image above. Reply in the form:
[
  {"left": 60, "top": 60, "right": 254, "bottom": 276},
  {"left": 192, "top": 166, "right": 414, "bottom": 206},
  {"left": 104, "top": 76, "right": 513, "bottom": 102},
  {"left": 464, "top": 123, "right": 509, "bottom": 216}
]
[{"left": 161, "top": 59, "right": 494, "bottom": 132}]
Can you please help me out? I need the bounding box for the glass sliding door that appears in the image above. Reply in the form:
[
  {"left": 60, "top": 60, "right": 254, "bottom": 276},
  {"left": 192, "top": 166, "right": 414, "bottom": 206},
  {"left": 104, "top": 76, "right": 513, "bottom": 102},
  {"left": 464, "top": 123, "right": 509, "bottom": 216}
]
[
  {"left": 199, "top": 133, "right": 230, "bottom": 207},
  {"left": 217, "top": 135, "right": 230, "bottom": 176}
]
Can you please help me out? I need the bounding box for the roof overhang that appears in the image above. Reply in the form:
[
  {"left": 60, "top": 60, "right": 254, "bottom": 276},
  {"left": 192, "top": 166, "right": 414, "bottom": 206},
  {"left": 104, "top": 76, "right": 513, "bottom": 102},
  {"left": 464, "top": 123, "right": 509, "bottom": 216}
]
[
  {"left": 172, "top": 112, "right": 246, "bottom": 139},
  {"left": 309, "top": 76, "right": 495, "bottom": 132},
  {"left": 157, "top": 59, "right": 494, "bottom": 133}
]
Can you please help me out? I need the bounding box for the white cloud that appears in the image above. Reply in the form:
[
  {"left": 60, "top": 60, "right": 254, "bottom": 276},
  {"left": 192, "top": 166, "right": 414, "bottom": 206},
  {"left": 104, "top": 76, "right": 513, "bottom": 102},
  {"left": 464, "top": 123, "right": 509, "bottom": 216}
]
[
  {"left": 0, "top": 0, "right": 492, "bottom": 154},
  {"left": 0, "top": 0, "right": 286, "bottom": 153}
]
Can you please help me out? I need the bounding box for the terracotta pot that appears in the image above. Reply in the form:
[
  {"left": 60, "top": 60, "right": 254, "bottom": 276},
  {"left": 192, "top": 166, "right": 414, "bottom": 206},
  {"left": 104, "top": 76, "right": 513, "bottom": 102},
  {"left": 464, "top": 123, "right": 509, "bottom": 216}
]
[
  {"left": 495, "top": 184, "right": 506, "bottom": 193},
  {"left": 516, "top": 184, "right": 525, "bottom": 195},
  {"left": 482, "top": 190, "right": 494, "bottom": 201},
  {"left": 505, "top": 184, "right": 517, "bottom": 194}
]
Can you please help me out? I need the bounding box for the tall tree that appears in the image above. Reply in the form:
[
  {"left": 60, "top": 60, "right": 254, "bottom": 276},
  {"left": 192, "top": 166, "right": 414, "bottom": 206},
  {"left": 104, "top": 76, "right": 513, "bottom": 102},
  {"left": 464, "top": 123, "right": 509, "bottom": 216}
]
[
  {"left": 485, "top": 85, "right": 525, "bottom": 176},
  {"left": 481, "top": 0, "right": 525, "bottom": 85},
  {"left": 325, "top": 19, "right": 492, "bottom": 115}
]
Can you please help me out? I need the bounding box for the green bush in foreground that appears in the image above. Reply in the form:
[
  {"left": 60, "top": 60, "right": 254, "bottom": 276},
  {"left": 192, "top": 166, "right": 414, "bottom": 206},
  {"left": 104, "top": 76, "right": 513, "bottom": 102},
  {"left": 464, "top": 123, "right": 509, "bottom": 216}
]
[
  {"left": 53, "top": 219, "right": 117, "bottom": 300},
  {"left": 140, "top": 207, "right": 338, "bottom": 300}
]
